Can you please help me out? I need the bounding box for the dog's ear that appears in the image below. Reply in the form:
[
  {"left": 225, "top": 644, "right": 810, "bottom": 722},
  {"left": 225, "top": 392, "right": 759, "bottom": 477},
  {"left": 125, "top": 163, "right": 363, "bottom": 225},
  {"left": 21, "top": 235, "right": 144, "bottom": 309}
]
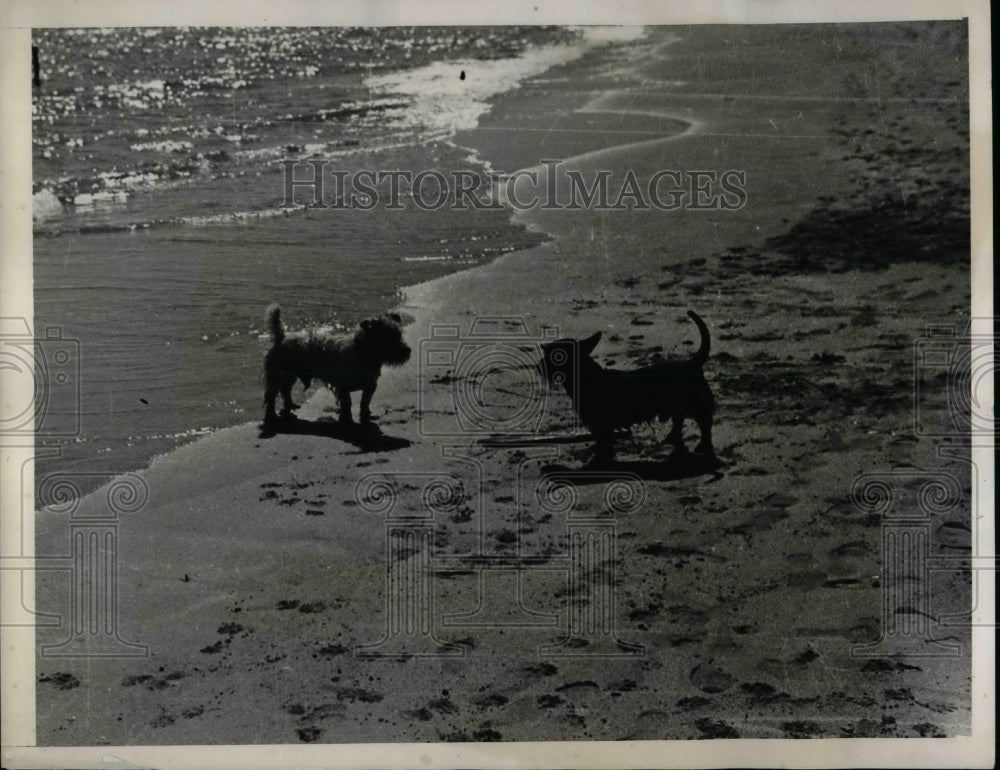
[
  {"left": 579, "top": 331, "right": 602, "bottom": 355},
  {"left": 387, "top": 312, "right": 402, "bottom": 324}
]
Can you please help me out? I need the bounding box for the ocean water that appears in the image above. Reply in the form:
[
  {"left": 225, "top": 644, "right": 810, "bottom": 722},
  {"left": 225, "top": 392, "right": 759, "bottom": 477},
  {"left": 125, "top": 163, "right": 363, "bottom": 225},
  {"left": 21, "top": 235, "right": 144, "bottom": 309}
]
[{"left": 31, "top": 26, "right": 644, "bottom": 494}]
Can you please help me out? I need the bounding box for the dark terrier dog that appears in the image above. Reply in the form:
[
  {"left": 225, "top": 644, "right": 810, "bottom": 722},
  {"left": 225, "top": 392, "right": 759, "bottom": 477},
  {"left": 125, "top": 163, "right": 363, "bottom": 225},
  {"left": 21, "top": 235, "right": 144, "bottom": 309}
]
[
  {"left": 538, "top": 310, "right": 714, "bottom": 462},
  {"left": 263, "top": 304, "right": 411, "bottom": 426}
]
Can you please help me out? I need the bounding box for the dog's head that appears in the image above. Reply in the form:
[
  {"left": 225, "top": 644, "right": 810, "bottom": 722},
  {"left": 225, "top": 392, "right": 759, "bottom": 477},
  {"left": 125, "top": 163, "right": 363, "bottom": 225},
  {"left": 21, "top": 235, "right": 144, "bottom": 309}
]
[
  {"left": 359, "top": 312, "right": 411, "bottom": 366},
  {"left": 538, "top": 331, "right": 601, "bottom": 388}
]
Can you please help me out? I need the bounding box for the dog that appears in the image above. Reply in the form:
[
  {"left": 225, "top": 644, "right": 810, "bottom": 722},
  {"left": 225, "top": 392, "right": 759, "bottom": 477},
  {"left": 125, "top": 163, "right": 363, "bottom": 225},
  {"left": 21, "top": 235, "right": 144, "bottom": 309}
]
[
  {"left": 263, "top": 304, "right": 411, "bottom": 426},
  {"left": 538, "top": 310, "right": 714, "bottom": 463}
]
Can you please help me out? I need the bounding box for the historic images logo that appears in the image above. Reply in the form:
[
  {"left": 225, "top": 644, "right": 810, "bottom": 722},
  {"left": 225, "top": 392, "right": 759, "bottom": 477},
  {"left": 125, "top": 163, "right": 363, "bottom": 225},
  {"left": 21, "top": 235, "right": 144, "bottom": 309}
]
[{"left": 283, "top": 159, "right": 747, "bottom": 212}]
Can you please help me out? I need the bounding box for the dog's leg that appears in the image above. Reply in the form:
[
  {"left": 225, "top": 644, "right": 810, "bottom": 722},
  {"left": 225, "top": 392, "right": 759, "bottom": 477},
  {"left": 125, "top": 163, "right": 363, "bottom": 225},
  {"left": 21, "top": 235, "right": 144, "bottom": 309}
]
[
  {"left": 262, "top": 353, "right": 281, "bottom": 424},
  {"left": 263, "top": 379, "right": 280, "bottom": 424},
  {"left": 694, "top": 411, "right": 714, "bottom": 456},
  {"left": 278, "top": 377, "right": 298, "bottom": 418},
  {"left": 336, "top": 387, "right": 354, "bottom": 424},
  {"left": 667, "top": 414, "right": 688, "bottom": 452},
  {"left": 284, "top": 376, "right": 304, "bottom": 411},
  {"left": 359, "top": 383, "right": 376, "bottom": 424},
  {"left": 590, "top": 428, "right": 616, "bottom": 467}
]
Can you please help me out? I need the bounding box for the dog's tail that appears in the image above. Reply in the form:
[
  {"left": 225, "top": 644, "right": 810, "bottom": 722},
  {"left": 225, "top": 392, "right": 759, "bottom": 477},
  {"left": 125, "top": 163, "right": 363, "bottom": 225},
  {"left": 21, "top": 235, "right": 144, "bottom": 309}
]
[
  {"left": 688, "top": 310, "right": 710, "bottom": 367},
  {"left": 266, "top": 304, "right": 284, "bottom": 345}
]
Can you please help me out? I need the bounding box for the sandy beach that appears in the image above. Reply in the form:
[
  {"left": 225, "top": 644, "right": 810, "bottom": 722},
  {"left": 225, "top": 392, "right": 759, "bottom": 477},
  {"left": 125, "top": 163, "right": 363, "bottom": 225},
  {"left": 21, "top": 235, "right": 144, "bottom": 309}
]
[{"left": 33, "top": 23, "right": 974, "bottom": 745}]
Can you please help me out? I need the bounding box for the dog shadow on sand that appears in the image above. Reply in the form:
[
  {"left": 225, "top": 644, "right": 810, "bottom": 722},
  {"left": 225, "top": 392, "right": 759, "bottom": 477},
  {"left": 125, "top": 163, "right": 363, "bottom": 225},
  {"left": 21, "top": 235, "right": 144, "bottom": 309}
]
[
  {"left": 259, "top": 416, "right": 411, "bottom": 453},
  {"left": 541, "top": 451, "right": 723, "bottom": 484}
]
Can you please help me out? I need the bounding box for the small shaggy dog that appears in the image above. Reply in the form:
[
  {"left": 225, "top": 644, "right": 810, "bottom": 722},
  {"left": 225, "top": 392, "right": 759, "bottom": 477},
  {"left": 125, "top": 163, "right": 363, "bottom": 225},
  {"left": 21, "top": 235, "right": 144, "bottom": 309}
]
[
  {"left": 263, "top": 304, "right": 411, "bottom": 426},
  {"left": 538, "top": 310, "right": 715, "bottom": 462}
]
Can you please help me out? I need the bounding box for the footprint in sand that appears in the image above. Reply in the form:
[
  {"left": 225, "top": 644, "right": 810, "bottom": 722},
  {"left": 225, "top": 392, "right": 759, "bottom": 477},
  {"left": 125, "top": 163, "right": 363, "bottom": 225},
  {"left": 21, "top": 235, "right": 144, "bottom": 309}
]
[
  {"left": 555, "top": 681, "right": 600, "bottom": 694},
  {"left": 727, "top": 508, "right": 790, "bottom": 535},
  {"left": 38, "top": 672, "right": 80, "bottom": 690},
  {"left": 536, "top": 694, "right": 564, "bottom": 708},
  {"left": 677, "top": 696, "right": 711, "bottom": 712},
  {"left": 786, "top": 569, "right": 827, "bottom": 590},
  {"left": 473, "top": 693, "right": 509, "bottom": 709},
  {"left": 150, "top": 713, "right": 176, "bottom": 728},
  {"left": 695, "top": 717, "right": 740, "bottom": 738},
  {"left": 122, "top": 671, "right": 186, "bottom": 689},
  {"left": 523, "top": 662, "right": 558, "bottom": 678},
  {"left": 781, "top": 720, "right": 824, "bottom": 738},
  {"left": 296, "top": 726, "right": 322, "bottom": 742},
  {"left": 740, "top": 682, "right": 793, "bottom": 705},
  {"left": 317, "top": 643, "right": 348, "bottom": 657},
  {"left": 689, "top": 663, "right": 734, "bottom": 694}
]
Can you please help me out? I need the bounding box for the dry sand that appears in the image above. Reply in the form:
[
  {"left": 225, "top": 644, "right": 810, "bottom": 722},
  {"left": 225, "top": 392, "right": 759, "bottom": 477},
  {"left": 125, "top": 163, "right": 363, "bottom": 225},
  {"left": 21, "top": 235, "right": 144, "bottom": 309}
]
[{"left": 35, "top": 24, "right": 973, "bottom": 745}]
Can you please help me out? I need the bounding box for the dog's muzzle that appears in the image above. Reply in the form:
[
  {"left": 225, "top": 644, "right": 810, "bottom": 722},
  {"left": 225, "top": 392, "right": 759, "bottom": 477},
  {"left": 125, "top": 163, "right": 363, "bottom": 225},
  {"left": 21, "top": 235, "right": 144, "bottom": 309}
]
[{"left": 388, "top": 344, "right": 411, "bottom": 366}]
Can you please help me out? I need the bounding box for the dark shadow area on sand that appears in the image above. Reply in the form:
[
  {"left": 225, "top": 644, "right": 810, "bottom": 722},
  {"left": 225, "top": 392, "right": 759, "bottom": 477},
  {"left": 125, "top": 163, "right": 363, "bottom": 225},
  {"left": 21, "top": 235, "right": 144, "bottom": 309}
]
[
  {"left": 481, "top": 434, "right": 724, "bottom": 482},
  {"left": 722, "top": 196, "right": 970, "bottom": 277},
  {"left": 541, "top": 451, "right": 723, "bottom": 483},
  {"left": 258, "top": 416, "right": 412, "bottom": 452}
]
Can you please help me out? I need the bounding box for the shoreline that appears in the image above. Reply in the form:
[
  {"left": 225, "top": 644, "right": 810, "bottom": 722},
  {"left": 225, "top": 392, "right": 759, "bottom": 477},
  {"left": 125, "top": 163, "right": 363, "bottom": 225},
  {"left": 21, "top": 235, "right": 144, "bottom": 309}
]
[
  {"left": 31, "top": 28, "right": 662, "bottom": 499},
  {"left": 33, "top": 23, "right": 975, "bottom": 745}
]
